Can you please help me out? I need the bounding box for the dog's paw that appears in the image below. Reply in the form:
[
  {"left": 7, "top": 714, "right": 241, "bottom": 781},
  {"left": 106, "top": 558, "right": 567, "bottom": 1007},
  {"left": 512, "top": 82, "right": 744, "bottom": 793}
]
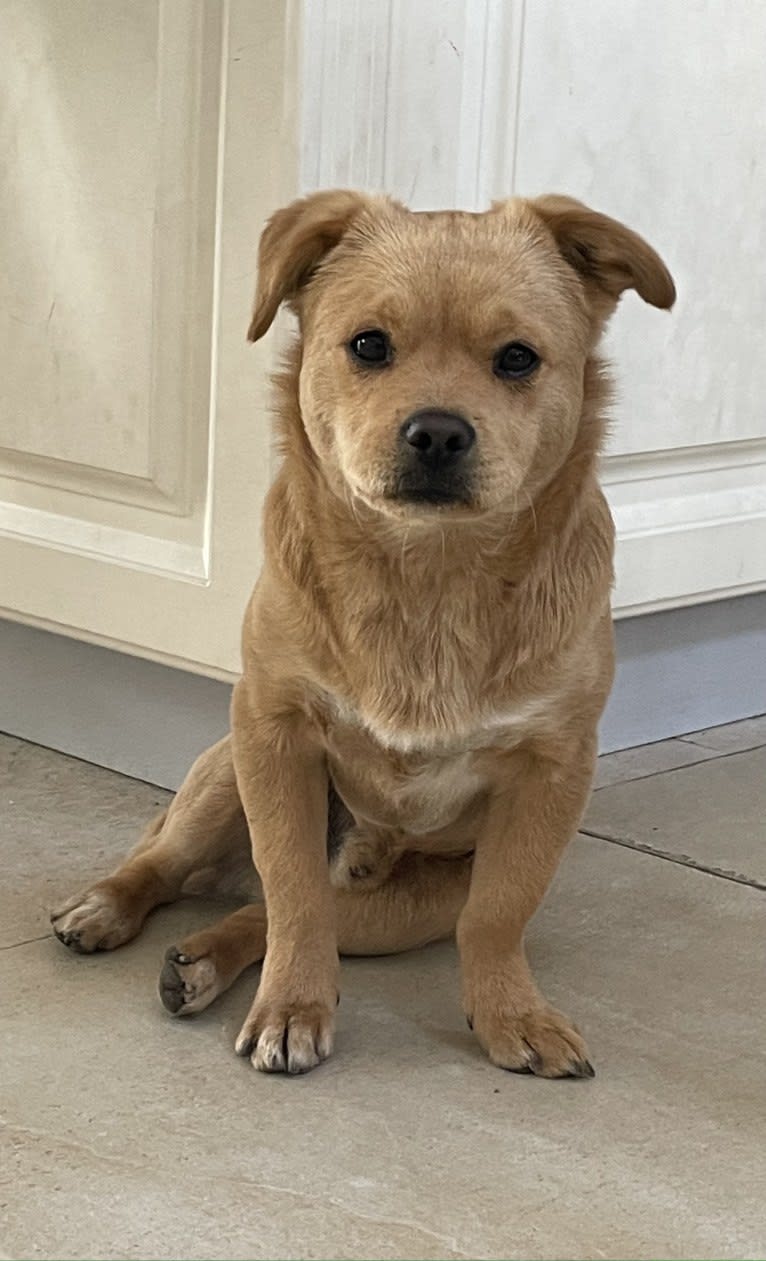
[
  {"left": 235, "top": 997, "right": 335, "bottom": 1075},
  {"left": 468, "top": 1001, "right": 593, "bottom": 1079},
  {"left": 329, "top": 830, "right": 396, "bottom": 892},
  {"left": 50, "top": 883, "right": 142, "bottom": 953},
  {"left": 159, "top": 946, "right": 222, "bottom": 1015}
]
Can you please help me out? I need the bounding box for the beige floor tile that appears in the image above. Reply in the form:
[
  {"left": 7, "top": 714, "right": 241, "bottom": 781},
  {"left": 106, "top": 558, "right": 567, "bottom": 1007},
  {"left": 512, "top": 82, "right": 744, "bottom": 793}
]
[
  {"left": 680, "top": 712, "right": 766, "bottom": 754},
  {"left": 1, "top": 740, "right": 764, "bottom": 1259},
  {"left": 586, "top": 746, "right": 766, "bottom": 885},
  {"left": 595, "top": 737, "right": 718, "bottom": 789}
]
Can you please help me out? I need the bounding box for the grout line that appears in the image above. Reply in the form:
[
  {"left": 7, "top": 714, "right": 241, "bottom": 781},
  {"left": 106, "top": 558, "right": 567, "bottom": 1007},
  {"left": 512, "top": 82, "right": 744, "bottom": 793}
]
[
  {"left": 678, "top": 735, "right": 766, "bottom": 754},
  {"left": 580, "top": 828, "right": 766, "bottom": 892},
  {"left": 0, "top": 932, "right": 51, "bottom": 952},
  {"left": 595, "top": 740, "right": 766, "bottom": 791}
]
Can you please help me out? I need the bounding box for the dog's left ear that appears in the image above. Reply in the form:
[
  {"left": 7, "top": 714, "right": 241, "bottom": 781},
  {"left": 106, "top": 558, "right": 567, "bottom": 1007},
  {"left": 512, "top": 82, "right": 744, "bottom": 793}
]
[
  {"left": 248, "top": 189, "right": 373, "bottom": 342},
  {"left": 527, "top": 194, "right": 676, "bottom": 311}
]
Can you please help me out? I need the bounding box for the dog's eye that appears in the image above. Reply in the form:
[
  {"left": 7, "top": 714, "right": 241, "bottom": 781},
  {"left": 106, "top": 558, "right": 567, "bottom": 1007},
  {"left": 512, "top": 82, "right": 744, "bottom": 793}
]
[
  {"left": 348, "top": 329, "right": 392, "bottom": 367},
  {"left": 493, "top": 342, "right": 540, "bottom": 380}
]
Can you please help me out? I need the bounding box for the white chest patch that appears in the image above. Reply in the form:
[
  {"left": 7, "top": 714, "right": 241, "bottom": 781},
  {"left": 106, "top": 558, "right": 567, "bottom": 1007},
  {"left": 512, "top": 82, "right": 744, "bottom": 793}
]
[{"left": 328, "top": 690, "right": 558, "bottom": 756}]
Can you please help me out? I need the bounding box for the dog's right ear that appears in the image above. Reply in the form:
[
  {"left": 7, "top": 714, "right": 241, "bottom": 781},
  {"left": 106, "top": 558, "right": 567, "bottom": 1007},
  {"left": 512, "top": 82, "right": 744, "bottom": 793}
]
[{"left": 247, "top": 190, "right": 372, "bottom": 342}]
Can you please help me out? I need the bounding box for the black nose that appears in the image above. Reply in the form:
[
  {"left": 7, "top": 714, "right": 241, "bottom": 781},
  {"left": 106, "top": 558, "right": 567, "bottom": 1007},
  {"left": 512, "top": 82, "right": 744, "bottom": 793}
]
[{"left": 401, "top": 410, "right": 476, "bottom": 468}]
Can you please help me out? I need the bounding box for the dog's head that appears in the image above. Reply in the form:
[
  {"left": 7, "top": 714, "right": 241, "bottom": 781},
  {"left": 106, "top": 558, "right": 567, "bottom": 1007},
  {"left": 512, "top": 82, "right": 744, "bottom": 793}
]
[{"left": 249, "top": 190, "right": 674, "bottom": 520}]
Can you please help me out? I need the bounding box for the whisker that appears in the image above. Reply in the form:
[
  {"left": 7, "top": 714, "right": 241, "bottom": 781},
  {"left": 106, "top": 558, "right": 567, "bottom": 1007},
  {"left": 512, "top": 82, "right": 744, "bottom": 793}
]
[{"left": 400, "top": 524, "right": 410, "bottom": 582}]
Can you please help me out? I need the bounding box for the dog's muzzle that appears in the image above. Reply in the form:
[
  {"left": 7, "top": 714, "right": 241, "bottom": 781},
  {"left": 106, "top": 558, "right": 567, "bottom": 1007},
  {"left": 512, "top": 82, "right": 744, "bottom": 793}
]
[{"left": 391, "top": 409, "right": 476, "bottom": 505}]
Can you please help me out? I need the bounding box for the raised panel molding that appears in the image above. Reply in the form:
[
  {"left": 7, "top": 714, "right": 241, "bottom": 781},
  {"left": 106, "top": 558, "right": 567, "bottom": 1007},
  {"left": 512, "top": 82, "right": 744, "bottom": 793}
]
[
  {"left": 0, "top": 0, "right": 223, "bottom": 565},
  {"left": 604, "top": 439, "right": 766, "bottom": 614},
  {"left": 0, "top": 447, "right": 188, "bottom": 515},
  {"left": 0, "top": 500, "right": 208, "bottom": 581},
  {"left": 300, "top": 0, "right": 525, "bottom": 207},
  {"left": 299, "top": 0, "right": 766, "bottom": 613}
]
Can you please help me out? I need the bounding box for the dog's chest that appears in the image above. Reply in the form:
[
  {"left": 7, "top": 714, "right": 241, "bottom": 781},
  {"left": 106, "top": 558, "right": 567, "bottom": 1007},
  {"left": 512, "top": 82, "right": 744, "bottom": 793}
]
[
  {"left": 325, "top": 715, "right": 483, "bottom": 833},
  {"left": 321, "top": 689, "right": 554, "bottom": 834},
  {"left": 338, "top": 613, "right": 497, "bottom": 749},
  {"left": 376, "top": 749, "right": 483, "bottom": 834},
  {"left": 324, "top": 645, "right": 556, "bottom": 755},
  {"left": 316, "top": 587, "right": 556, "bottom": 830}
]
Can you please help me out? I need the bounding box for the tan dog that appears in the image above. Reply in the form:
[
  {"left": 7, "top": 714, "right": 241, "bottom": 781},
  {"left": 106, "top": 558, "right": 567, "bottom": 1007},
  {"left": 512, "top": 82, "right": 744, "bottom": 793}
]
[{"left": 52, "top": 191, "right": 674, "bottom": 1078}]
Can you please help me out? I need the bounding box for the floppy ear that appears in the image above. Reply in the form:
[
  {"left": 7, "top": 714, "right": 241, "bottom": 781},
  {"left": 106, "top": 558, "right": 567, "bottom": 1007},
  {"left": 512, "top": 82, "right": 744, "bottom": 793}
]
[
  {"left": 247, "top": 189, "right": 372, "bottom": 342},
  {"left": 529, "top": 194, "right": 676, "bottom": 310}
]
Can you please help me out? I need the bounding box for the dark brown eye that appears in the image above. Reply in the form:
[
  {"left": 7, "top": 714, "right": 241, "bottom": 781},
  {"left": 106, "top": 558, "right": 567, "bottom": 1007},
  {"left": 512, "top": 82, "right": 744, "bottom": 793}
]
[
  {"left": 493, "top": 342, "right": 540, "bottom": 380},
  {"left": 348, "top": 329, "right": 392, "bottom": 366}
]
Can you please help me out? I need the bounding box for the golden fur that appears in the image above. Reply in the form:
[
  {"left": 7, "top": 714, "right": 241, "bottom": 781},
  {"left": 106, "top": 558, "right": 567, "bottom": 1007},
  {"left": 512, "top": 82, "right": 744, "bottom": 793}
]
[{"left": 52, "top": 191, "right": 674, "bottom": 1078}]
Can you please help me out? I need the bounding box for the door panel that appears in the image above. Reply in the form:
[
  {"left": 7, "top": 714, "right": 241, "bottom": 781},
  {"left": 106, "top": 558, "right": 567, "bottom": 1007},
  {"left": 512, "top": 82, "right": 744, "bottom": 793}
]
[{"left": 0, "top": 0, "right": 293, "bottom": 677}]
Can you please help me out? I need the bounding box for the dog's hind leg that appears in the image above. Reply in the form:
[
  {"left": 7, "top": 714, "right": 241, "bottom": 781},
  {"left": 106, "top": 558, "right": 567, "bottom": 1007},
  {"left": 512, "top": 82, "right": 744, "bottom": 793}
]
[
  {"left": 52, "top": 736, "right": 250, "bottom": 954},
  {"left": 159, "top": 902, "right": 268, "bottom": 1015},
  {"left": 160, "top": 853, "right": 471, "bottom": 1023},
  {"left": 335, "top": 851, "right": 471, "bottom": 956}
]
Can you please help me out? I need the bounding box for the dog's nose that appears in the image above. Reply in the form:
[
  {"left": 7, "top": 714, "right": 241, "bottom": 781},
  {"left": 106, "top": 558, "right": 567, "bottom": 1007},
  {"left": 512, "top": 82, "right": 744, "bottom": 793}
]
[{"left": 401, "top": 410, "right": 476, "bottom": 467}]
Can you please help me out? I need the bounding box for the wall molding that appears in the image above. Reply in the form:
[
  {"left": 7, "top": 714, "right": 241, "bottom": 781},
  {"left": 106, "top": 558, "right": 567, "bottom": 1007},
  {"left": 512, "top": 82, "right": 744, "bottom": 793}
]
[
  {"left": 605, "top": 437, "right": 766, "bottom": 614},
  {"left": 0, "top": 501, "right": 208, "bottom": 581},
  {"left": 0, "top": 447, "right": 184, "bottom": 514}
]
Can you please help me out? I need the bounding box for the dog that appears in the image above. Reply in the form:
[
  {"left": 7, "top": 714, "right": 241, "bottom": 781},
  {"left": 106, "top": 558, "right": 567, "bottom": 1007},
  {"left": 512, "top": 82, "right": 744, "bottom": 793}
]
[{"left": 52, "top": 190, "right": 675, "bottom": 1078}]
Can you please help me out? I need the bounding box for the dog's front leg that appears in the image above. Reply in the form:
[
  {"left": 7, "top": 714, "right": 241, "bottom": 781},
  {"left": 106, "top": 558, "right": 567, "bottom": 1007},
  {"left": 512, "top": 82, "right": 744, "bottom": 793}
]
[
  {"left": 458, "top": 736, "right": 597, "bottom": 1079},
  {"left": 231, "top": 680, "right": 337, "bottom": 1075}
]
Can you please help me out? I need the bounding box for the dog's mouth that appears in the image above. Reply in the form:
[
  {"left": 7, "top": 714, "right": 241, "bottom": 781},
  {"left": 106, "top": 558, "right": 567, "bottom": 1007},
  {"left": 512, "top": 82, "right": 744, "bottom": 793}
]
[{"left": 384, "top": 471, "right": 475, "bottom": 510}]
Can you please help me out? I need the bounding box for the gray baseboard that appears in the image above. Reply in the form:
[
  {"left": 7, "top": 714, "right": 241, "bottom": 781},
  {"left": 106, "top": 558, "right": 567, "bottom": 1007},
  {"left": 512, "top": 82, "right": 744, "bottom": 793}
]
[
  {"left": 1, "top": 595, "right": 765, "bottom": 791},
  {"left": 0, "top": 621, "right": 232, "bottom": 791},
  {"left": 601, "top": 593, "right": 766, "bottom": 751}
]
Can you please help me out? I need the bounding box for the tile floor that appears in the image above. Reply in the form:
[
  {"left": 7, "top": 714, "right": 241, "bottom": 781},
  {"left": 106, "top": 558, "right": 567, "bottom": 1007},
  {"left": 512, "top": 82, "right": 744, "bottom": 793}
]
[{"left": 1, "top": 720, "right": 765, "bottom": 1261}]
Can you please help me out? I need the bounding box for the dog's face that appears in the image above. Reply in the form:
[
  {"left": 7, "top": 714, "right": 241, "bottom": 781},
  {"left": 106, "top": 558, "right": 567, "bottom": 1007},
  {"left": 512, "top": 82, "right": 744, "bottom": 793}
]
[
  {"left": 298, "top": 209, "right": 593, "bottom": 519},
  {"left": 249, "top": 192, "right": 674, "bottom": 522}
]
